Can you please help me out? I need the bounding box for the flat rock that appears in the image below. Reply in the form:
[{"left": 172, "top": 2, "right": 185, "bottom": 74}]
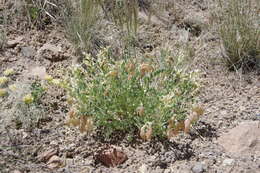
[
  {"left": 192, "top": 163, "right": 205, "bottom": 173},
  {"left": 139, "top": 164, "right": 149, "bottom": 173},
  {"left": 6, "top": 36, "right": 23, "bottom": 48},
  {"left": 29, "top": 66, "right": 47, "bottom": 79},
  {"left": 37, "top": 43, "right": 68, "bottom": 61},
  {"left": 217, "top": 121, "right": 260, "bottom": 157},
  {"left": 21, "top": 46, "right": 35, "bottom": 58},
  {"left": 39, "top": 43, "right": 62, "bottom": 54},
  {"left": 12, "top": 170, "right": 23, "bottom": 173},
  {"left": 37, "top": 148, "right": 58, "bottom": 162},
  {"left": 222, "top": 159, "right": 234, "bottom": 166}
]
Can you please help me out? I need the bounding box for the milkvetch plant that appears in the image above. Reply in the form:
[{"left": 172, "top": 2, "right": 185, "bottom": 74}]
[{"left": 63, "top": 47, "right": 202, "bottom": 140}]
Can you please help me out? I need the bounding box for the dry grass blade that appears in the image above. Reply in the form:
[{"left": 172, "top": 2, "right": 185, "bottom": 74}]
[{"left": 216, "top": 0, "right": 260, "bottom": 70}]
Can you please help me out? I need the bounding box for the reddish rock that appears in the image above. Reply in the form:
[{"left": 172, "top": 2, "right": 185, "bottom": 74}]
[{"left": 95, "top": 146, "right": 128, "bottom": 167}]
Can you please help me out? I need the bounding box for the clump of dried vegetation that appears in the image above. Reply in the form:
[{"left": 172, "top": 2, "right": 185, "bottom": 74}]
[{"left": 216, "top": 0, "right": 260, "bottom": 70}]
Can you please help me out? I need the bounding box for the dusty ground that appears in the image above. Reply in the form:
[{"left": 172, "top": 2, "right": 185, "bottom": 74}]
[{"left": 0, "top": 0, "right": 259, "bottom": 173}]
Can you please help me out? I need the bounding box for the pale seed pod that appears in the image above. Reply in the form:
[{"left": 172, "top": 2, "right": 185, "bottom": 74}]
[
  {"left": 184, "top": 119, "right": 191, "bottom": 133},
  {"left": 126, "top": 62, "right": 135, "bottom": 73},
  {"left": 140, "top": 122, "right": 153, "bottom": 141},
  {"left": 79, "top": 116, "right": 93, "bottom": 133},
  {"left": 136, "top": 106, "right": 145, "bottom": 116},
  {"left": 140, "top": 63, "right": 153, "bottom": 77},
  {"left": 70, "top": 118, "right": 80, "bottom": 127},
  {"left": 192, "top": 106, "right": 204, "bottom": 116},
  {"left": 67, "top": 97, "right": 74, "bottom": 105},
  {"left": 107, "top": 71, "right": 118, "bottom": 78},
  {"left": 0, "top": 89, "right": 8, "bottom": 97},
  {"left": 167, "top": 119, "right": 185, "bottom": 139}
]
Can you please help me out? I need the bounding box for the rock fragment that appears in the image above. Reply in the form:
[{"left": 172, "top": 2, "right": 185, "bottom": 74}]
[
  {"left": 222, "top": 159, "right": 235, "bottom": 166},
  {"left": 6, "top": 36, "right": 23, "bottom": 48},
  {"left": 21, "top": 46, "right": 35, "bottom": 58},
  {"left": 191, "top": 162, "right": 205, "bottom": 173},
  {"left": 46, "top": 155, "right": 64, "bottom": 169},
  {"left": 37, "top": 148, "right": 58, "bottom": 162},
  {"left": 95, "top": 146, "right": 128, "bottom": 167}
]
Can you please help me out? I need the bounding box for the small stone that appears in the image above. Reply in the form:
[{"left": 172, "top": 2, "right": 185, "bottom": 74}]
[
  {"left": 178, "top": 29, "right": 189, "bottom": 43},
  {"left": 222, "top": 159, "right": 234, "bottom": 166},
  {"left": 37, "top": 43, "right": 67, "bottom": 62},
  {"left": 21, "top": 46, "right": 35, "bottom": 58},
  {"left": 164, "top": 169, "right": 172, "bottom": 173},
  {"left": 192, "top": 163, "right": 205, "bottom": 173},
  {"left": 50, "top": 141, "right": 59, "bottom": 146},
  {"left": 6, "top": 37, "right": 23, "bottom": 48},
  {"left": 95, "top": 146, "right": 128, "bottom": 167},
  {"left": 13, "top": 170, "right": 23, "bottom": 173},
  {"left": 80, "top": 167, "right": 91, "bottom": 173},
  {"left": 151, "top": 168, "right": 164, "bottom": 173},
  {"left": 139, "top": 164, "right": 149, "bottom": 173},
  {"left": 47, "top": 155, "right": 64, "bottom": 169},
  {"left": 29, "top": 66, "right": 47, "bottom": 79},
  {"left": 37, "top": 149, "right": 58, "bottom": 162},
  {"left": 40, "top": 43, "right": 62, "bottom": 54}
]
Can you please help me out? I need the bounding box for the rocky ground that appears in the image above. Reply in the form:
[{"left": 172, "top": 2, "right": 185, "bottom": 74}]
[{"left": 0, "top": 0, "right": 259, "bottom": 173}]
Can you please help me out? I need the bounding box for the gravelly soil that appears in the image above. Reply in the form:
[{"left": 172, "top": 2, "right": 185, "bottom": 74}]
[{"left": 0, "top": 0, "right": 259, "bottom": 173}]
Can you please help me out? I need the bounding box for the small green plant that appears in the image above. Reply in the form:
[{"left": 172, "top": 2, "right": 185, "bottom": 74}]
[
  {"left": 11, "top": 81, "right": 46, "bottom": 130},
  {"left": 30, "top": 81, "right": 45, "bottom": 104},
  {"left": 0, "top": 68, "right": 46, "bottom": 130},
  {"left": 23, "top": 0, "right": 60, "bottom": 28},
  {"left": 217, "top": 0, "right": 260, "bottom": 69},
  {"left": 63, "top": 47, "right": 201, "bottom": 140}
]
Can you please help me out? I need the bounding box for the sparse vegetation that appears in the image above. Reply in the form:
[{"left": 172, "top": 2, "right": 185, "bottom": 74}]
[
  {"left": 217, "top": 0, "right": 260, "bottom": 70},
  {"left": 0, "top": 69, "right": 46, "bottom": 130}
]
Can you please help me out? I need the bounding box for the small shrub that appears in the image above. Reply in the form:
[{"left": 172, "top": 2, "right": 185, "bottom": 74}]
[
  {"left": 11, "top": 81, "right": 46, "bottom": 130},
  {"left": 63, "top": 47, "right": 201, "bottom": 140},
  {"left": 217, "top": 0, "right": 260, "bottom": 69},
  {"left": 0, "top": 73, "right": 46, "bottom": 130}
]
